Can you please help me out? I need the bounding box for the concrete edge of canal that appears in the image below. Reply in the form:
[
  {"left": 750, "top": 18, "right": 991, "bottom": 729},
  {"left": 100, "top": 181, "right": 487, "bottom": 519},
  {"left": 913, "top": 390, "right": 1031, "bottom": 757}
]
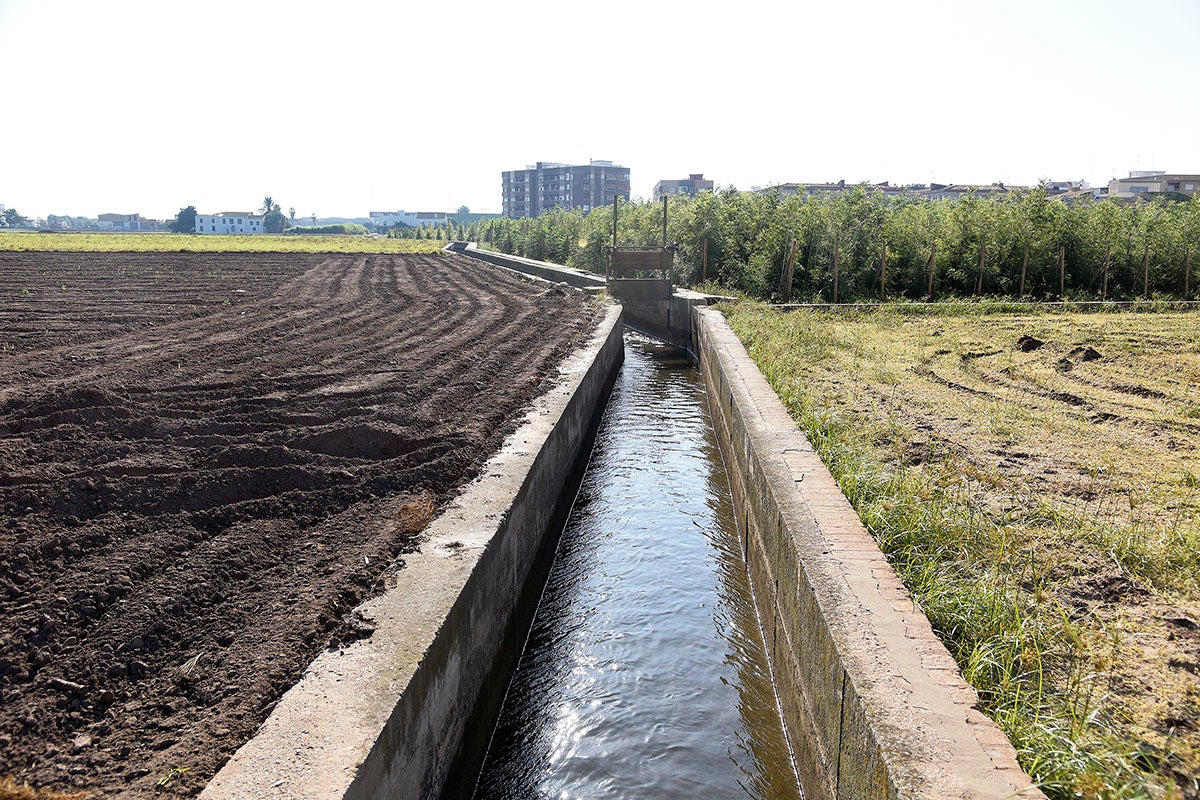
[
  {"left": 693, "top": 306, "right": 1046, "bottom": 800},
  {"left": 199, "top": 303, "right": 624, "bottom": 800}
]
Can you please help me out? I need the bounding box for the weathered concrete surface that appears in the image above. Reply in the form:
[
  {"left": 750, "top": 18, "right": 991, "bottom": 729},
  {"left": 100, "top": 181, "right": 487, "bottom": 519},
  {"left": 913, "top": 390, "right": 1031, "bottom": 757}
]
[
  {"left": 201, "top": 304, "right": 624, "bottom": 800},
  {"left": 606, "top": 277, "right": 671, "bottom": 302},
  {"left": 451, "top": 244, "right": 721, "bottom": 350},
  {"left": 618, "top": 288, "right": 716, "bottom": 350},
  {"left": 693, "top": 305, "right": 1046, "bottom": 800},
  {"left": 455, "top": 242, "right": 606, "bottom": 290}
]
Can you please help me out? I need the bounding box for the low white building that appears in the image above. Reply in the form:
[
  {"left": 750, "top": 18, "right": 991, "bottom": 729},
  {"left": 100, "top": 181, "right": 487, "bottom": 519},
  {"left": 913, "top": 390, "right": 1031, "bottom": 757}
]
[
  {"left": 195, "top": 212, "right": 264, "bottom": 235},
  {"left": 98, "top": 212, "right": 142, "bottom": 231}
]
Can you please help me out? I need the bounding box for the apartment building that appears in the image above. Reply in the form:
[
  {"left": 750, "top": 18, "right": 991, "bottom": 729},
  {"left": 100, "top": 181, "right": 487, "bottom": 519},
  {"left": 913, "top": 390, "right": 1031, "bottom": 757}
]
[{"left": 501, "top": 160, "right": 630, "bottom": 218}]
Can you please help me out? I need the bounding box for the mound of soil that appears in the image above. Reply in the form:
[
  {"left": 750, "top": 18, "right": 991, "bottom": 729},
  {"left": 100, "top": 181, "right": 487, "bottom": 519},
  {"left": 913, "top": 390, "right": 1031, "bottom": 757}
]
[
  {"left": 1015, "top": 334, "right": 1044, "bottom": 352},
  {"left": 0, "top": 251, "right": 601, "bottom": 797}
]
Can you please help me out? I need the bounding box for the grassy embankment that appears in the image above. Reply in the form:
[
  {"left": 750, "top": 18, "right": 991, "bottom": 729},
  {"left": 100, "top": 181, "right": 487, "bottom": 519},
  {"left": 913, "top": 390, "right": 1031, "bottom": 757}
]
[
  {"left": 0, "top": 231, "right": 445, "bottom": 254},
  {"left": 726, "top": 302, "right": 1200, "bottom": 799}
]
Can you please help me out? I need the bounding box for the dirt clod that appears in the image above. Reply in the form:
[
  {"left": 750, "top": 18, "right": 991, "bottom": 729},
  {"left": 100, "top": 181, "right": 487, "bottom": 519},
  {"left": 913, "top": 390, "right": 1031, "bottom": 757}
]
[{"left": 1016, "top": 334, "right": 1045, "bottom": 351}]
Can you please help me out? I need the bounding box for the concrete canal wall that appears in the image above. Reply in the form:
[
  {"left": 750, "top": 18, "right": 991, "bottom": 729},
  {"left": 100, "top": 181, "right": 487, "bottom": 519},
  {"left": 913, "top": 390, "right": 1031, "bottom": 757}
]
[
  {"left": 693, "top": 306, "right": 1044, "bottom": 800},
  {"left": 201, "top": 304, "right": 624, "bottom": 800},
  {"left": 452, "top": 242, "right": 606, "bottom": 290}
]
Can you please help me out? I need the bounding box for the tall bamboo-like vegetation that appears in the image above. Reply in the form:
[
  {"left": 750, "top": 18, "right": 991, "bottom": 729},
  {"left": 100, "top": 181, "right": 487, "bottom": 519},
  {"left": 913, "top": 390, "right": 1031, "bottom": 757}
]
[{"left": 440, "top": 186, "right": 1200, "bottom": 302}]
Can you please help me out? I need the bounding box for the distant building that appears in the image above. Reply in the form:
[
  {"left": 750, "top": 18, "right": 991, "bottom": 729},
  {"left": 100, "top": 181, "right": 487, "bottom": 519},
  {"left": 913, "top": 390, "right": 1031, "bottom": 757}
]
[
  {"left": 501, "top": 160, "right": 630, "bottom": 219},
  {"left": 98, "top": 213, "right": 142, "bottom": 231},
  {"left": 652, "top": 173, "right": 714, "bottom": 201},
  {"left": 760, "top": 181, "right": 924, "bottom": 200},
  {"left": 369, "top": 210, "right": 448, "bottom": 228},
  {"left": 1108, "top": 171, "right": 1200, "bottom": 199},
  {"left": 923, "top": 183, "right": 1027, "bottom": 200},
  {"left": 194, "top": 212, "right": 264, "bottom": 235},
  {"left": 1045, "top": 179, "right": 1089, "bottom": 193},
  {"left": 763, "top": 181, "right": 848, "bottom": 199}
]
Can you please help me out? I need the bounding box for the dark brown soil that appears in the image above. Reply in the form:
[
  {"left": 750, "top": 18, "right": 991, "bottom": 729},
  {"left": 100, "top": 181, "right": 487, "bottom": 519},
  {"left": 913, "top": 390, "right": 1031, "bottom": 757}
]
[{"left": 0, "top": 251, "right": 601, "bottom": 798}]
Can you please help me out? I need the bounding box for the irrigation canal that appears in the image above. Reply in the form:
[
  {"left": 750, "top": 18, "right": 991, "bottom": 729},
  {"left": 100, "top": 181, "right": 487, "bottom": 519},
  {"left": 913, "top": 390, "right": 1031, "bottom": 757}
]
[{"left": 469, "top": 333, "right": 802, "bottom": 799}]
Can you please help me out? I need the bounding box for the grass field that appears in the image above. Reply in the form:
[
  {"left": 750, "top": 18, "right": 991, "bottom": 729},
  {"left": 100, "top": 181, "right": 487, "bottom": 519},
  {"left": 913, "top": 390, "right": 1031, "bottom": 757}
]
[
  {"left": 726, "top": 302, "right": 1200, "bottom": 800},
  {"left": 0, "top": 231, "right": 445, "bottom": 254}
]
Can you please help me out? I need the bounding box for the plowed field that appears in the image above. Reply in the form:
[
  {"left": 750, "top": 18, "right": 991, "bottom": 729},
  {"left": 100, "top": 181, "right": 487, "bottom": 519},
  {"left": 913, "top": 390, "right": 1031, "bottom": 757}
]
[{"left": 0, "top": 251, "right": 601, "bottom": 798}]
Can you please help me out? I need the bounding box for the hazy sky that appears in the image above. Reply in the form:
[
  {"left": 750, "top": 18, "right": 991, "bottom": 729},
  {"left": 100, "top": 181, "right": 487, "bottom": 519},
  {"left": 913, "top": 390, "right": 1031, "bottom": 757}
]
[{"left": 2, "top": 0, "right": 1198, "bottom": 220}]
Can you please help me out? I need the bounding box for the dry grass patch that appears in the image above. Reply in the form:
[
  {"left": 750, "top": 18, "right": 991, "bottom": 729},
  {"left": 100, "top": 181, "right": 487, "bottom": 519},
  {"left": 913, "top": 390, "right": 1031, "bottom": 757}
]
[
  {"left": 0, "top": 232, "right": 445, "bottom": 254},
  {"left": 0, "top": 776, "right": 88, "bottom": 800},
  {"left": 726, "top": 302, "right": 1200, "bottom": 800}
]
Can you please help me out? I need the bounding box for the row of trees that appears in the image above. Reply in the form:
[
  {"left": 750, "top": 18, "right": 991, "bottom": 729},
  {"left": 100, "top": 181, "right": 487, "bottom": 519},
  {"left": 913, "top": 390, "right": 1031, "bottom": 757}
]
[
  {"left": 387, "top": 221, "right": 470, "bottom": 241},
  {"left": 1, "top": 208, "right": 29, "bottom": 227},
  {"left": 452, "top": 187, "right": 1200, "bottom": 302}
]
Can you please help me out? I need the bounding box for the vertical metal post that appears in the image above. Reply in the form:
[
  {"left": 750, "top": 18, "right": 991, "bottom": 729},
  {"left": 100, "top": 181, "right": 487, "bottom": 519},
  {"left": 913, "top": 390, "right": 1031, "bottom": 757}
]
[
  {"left": 612, "top": 195, "right": 618, "bottom": 250},
  {"left": 662, "top": 195, "right": 668, "bottom": 249}
]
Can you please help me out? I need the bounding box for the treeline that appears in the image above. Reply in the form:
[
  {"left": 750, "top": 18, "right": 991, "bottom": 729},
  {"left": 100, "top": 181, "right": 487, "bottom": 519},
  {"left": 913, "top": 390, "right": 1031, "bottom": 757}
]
[
  {"left": 387, "top": 222, "right": 469, "bottom": 241},
  {"left": 286, "top": 223, "right": 369, "bottom": 235},
  {"left": 450, "top": 186, "right": 1200, "bottom": 302}
]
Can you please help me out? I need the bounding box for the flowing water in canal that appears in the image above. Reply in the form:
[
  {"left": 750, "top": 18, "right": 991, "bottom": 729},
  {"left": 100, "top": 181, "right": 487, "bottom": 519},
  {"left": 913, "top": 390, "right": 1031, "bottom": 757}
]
[{"left": 472, "top": 333, "right": 802, "bottom": 800}]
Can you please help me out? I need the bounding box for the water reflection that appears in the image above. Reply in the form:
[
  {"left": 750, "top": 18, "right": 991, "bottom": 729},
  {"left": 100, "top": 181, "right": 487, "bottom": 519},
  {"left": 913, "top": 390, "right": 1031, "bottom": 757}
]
[{"left": 472, "top": 333, "right": 800, "bottom": 800}]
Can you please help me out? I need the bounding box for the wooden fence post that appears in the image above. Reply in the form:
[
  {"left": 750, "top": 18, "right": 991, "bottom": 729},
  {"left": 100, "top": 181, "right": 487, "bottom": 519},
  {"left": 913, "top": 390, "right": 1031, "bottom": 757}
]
[
  {"left": 1143, "top": 240, "right": 1151, "bottom": 298},
  {"left": 786, "top": 237, "right": 797, "bottom": 302},
  {"left": 1102, "top": 243, "right": 1111, "bottom": 300},
  {"left": 1061, "top": 245, "right": 1067, "bottom": 296},
  {"left": 926, "top": 241, "right": 937, "bottom": 299},
  {"left": 1185, "top": 245, "right": 1192, "bottom": 300},
  {"left": 975, "top": 241, "right": 986, "bottom": 295},
  {"left": 880, "top": 243, "right": 888, "bottom": 300},
  {"left": 1019, "top": 244, "right": 1029, "bottom": 297},
  {"left": 832, "top": 231, "right": 841, "bottom": 304},
  {"left": 779, "top": 235, "right": 792, "bottom": 297}
]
